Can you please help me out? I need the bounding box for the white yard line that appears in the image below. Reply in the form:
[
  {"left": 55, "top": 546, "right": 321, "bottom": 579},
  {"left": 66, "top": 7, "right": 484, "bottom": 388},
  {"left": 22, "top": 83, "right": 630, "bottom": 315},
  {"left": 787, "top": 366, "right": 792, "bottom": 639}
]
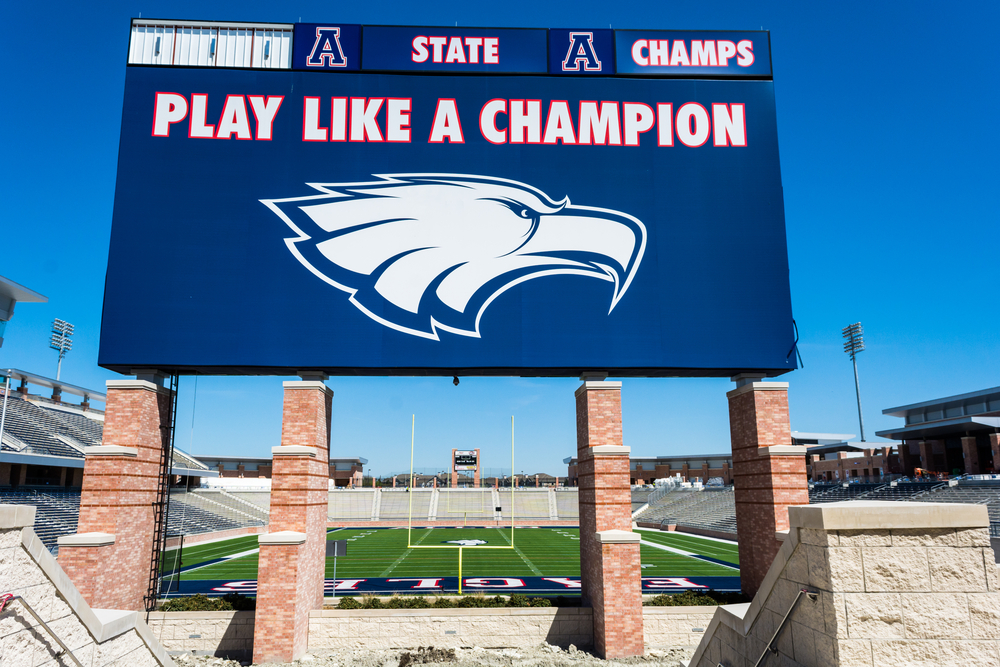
[
  {"left": 497, "top": 529, "right": 541, "bottom": 575},
  {"left": 634, "top": 527, "right": 737, "bottom": 545},
  {"left": 176, "top": 528, "right": 351, "bottom": 577},
  {"left": 380, "top": 528, "right": 431, "bottom": 577},
  {"left": 639, "top": 539, "right": 740, "bottom": 572},
  {"left": 175, "top": 547, "right": 261, "bottom": 577}
]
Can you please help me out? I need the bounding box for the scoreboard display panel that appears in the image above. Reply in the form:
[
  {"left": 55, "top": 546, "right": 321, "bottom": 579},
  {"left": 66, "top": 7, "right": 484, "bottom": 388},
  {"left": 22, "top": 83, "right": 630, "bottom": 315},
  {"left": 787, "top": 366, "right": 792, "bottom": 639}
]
[
  {"left": 101, "top": 21, "right": 795, "bottom": 378},
  {"left": 454, "top": 451, "right": 478, "bottom": 471}
]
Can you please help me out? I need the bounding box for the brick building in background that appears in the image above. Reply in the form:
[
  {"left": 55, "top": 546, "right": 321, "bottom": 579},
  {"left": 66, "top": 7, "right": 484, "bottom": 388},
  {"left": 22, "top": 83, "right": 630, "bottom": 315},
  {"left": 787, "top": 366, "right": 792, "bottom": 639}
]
[
  {"left": 795, "top": 432, "right": 901, "bottom": 482},
  {"left": 877, "top": 385, "right": 1000, "bottom": 477},
  {"left": 197, "top": 454, "right": 366, "bottom": 487},
  {"left": 564, "top": 452, "right": 734, "bottom": 486}
]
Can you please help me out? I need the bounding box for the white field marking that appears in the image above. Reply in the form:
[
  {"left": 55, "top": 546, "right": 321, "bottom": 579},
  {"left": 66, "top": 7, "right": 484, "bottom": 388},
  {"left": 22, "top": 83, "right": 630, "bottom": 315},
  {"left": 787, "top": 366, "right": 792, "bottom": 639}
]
[
  {"left": 183, "top": 528, "right": 352, "bottom": 576},
  {"left": 163, "top": 532, "right": 264, "bottom": 553},
  {"left": 174, "top": 547, "right": 262, "bottom": 577},
  {"left": 379, "top": 528, "right": 432, "bottom": 577},
  {"left": 634, "top": 527, "right": 738, "bottom": 546},
  {"left": 496, "top": 529, "right": 542, "bottom": 576},
  {"left": 639, "top": 540, "right": 739, "bottom": 572},
  {"left": 635, "top": 531, "right": 740, "bottom": 561},
  {"left": 175, "top": 537, "right": 262, "bottom": 559}
]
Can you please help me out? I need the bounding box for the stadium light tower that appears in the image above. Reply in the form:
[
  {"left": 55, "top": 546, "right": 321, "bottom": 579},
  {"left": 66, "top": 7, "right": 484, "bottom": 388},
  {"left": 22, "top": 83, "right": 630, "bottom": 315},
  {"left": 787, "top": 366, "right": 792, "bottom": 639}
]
[
  {"left": 49, "top": 319, "right": 75, "bottom": 381},
  {"left": 842, "top": 322, "right": 866, "bottom": 442}
]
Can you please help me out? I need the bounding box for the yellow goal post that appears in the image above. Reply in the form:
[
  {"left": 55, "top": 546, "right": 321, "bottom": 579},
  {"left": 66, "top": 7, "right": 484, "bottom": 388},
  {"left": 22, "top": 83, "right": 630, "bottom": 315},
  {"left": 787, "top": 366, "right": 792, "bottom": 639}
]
[{"left": 405, "top": 414, "right": 516, "bottom": 594}]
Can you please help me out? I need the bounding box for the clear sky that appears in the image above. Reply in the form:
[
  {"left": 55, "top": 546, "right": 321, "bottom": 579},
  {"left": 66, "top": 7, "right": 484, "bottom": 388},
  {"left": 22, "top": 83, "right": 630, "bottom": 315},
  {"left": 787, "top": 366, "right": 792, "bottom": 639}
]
[{"left": 2, "top": 0, "right": 997, "bottom": 478}]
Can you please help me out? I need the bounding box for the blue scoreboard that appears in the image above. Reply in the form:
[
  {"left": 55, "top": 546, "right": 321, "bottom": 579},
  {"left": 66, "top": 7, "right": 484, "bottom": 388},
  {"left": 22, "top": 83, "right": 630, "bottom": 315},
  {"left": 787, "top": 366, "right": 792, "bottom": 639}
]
[{"left": 101, "top": 21, "right": 794, "bottom": 378}]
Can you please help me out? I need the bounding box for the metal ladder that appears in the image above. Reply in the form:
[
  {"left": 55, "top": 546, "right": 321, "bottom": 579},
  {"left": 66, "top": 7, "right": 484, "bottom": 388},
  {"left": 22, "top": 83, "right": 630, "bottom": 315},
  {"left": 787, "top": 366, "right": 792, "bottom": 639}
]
[{"left": 144, "top": 373, "right": 179, "bottom": 612}]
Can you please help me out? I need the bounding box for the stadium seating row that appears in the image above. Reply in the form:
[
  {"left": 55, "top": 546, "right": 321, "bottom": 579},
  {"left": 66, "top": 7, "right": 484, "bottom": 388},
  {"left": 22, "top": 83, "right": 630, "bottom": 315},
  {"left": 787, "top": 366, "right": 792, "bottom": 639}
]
[{"left": 8, "top": 478, "right": 1000, "bottom": 554}]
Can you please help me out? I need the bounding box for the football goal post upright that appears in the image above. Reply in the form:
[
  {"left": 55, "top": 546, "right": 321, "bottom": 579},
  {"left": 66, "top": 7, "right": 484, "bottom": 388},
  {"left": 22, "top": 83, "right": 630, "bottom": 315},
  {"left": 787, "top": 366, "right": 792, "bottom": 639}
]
[{"left": 406, "top": 415, "right": 516, "bottom": 594}]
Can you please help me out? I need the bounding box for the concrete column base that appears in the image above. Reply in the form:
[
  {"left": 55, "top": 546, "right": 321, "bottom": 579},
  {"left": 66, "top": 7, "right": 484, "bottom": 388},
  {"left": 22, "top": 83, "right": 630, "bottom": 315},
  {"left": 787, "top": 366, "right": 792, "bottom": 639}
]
[
  {"left": 586, "top": 533, "right": 643, "bottom": 658},
  {"left": 57, "top": 537, "right": 116, "bottom": 608},
  {"left": 254, "top": 536, "right": 311, "bottom": 663}
]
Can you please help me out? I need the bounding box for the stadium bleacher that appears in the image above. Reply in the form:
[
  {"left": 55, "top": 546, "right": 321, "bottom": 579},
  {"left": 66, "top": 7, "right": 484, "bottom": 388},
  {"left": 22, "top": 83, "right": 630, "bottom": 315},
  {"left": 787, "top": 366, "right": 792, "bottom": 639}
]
[
  {"left": 630, "top": 488, "right": 653, "bottom": 512},
  {"left": 438, "top": 489, "right": 495, "bottom": 520},
  {"left": 327, "top": 488, "right": 376, "bottom": 520},
  {"left": 910, "top": 481, "right": 1000, "bottom": 524},
  {"left": 0, "top": 489, "right": 80, "bottom": 553},
  {"left": 633, "top": 487, "right": 737, "bottom": 535},
  {"left": 8, "top": 477, "right": 1000, "bottom": 555},
  {"left": 166, "top": 494, "right": 250, "bottom": 536},
  {"left": 808, "top": 482, "right": 883, "bottom": 502},
  {"left": 378, "top": 489, "right": 433, "bottom": 519},
  {"left": 498, "top": 489, "right": 551, "bottom": 520},
  {"left": 0, "top": 394, "right": 101, "bottom": 458},
  {"left": 554, "top": 489, "right": 579, "bottom": 520},
  {"left": 861, "top": 482, "right": 946, "bottom": 500}
]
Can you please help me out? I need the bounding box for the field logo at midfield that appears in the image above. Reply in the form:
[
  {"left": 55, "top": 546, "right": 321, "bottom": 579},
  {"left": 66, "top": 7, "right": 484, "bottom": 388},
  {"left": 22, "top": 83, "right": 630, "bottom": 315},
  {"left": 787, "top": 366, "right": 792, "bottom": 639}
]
[
  {"left": 262, "top": 174, "right": 646, "bottom": 341},
  {"left": 444, "top": 539, "right": 488, "bottom": 546}
]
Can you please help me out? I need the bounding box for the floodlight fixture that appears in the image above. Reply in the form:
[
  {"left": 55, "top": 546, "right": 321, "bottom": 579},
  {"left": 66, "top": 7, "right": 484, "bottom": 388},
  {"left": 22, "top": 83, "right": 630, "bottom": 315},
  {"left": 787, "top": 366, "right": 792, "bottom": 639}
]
[
  {"left": 49, "top": 318, "right": 75, "bottom": 381},
  {"left": 841, "top": 322, "right": 866, "bottom": 441}
]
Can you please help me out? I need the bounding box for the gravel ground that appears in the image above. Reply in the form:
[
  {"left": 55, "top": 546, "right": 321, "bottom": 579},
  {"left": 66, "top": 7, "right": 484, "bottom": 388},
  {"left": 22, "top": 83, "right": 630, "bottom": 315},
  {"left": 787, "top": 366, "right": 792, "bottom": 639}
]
[{"left": 172, "top": 643, "right": 693, "bottom": 667}]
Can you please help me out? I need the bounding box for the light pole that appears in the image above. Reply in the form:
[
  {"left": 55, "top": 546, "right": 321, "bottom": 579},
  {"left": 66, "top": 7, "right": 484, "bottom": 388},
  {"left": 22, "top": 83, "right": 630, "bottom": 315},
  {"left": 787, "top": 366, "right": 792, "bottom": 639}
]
[
  {"left": 49, "top": 319, "right": 74, "bottom": 381},
  {"left": 842, "top": 322, "right": 866, "bottom": 442}
]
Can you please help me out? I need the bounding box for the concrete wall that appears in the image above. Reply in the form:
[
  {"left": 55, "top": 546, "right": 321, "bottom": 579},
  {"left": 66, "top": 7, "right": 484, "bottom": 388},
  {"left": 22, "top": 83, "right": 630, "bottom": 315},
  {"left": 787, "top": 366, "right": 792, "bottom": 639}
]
[
  {"left": 146, "top": 611, "right": 254, "bottom": 660},
  {"left": 687, "top": 500, "right": 1000, "bottom": 667},
  {"left": 309, "top": 606, "right": 716, "bottom": 651},
  {"left": 145, "top": 605, "right": 716, "bottom": 656},
  {"left": 0, "top": 504, "right": 173, "bottom": 667}
]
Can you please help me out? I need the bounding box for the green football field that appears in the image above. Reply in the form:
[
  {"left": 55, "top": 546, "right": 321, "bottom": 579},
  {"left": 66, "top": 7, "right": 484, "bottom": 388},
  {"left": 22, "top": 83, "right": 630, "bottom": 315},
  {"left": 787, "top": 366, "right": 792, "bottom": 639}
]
[{"left": 163, "top": 527, "right": 739, "bottom": 583}]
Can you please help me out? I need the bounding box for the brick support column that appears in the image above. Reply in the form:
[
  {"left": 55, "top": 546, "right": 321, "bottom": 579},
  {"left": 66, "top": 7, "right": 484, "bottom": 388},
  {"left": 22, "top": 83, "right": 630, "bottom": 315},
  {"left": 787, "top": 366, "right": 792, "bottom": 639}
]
[
  {"left": 918, "top": 440, "right": 934, "bottom": 471},
  {"left": 474, "top": 448, "right": 481, "bottom": 488},
  {"left": 990, "top": 434, "right": 1000, "bottom": 473},
  {"left": 575, "top": 381, "right": 643, "bottom": 659},
  {"left": 253, "top": 380, "right": 332, "bottom": 664},
  {"left": 59, "top": 378, "right": 172, "bottom": 611},
  {"left": 727, "top": 380, "right": 808, "bottom": 598},
  {"left": 899, "top": 441, "right": 918, "bottom": 476},
  {"left": 961, "top": 436, "right": 981, "bottom": 475}
]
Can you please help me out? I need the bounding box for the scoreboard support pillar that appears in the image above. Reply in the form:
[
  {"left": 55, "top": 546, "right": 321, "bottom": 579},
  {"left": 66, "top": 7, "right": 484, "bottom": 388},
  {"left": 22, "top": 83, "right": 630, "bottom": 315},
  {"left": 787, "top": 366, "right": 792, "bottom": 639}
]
[
  {"left": 575, "top": 380, "right": 644, "bottom": 658},
  {"left": 59, "top": 377, "right": 172, "bottom": 611},
  {"left": 253, "top": 380, "right": 332, "bottom": 664},
  {"left": 727, "top": 378, "right": 809, "bottom": 597}
]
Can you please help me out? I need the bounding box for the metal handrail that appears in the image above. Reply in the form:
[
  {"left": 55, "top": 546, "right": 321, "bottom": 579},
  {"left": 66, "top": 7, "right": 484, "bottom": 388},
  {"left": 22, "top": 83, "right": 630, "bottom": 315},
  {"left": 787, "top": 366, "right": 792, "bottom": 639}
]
[
  {"left": 753, "top": 588, "right": 818, "bottom": 667},
  {"left": 0, "top": 594, "right": 84, "bottom": 667}
]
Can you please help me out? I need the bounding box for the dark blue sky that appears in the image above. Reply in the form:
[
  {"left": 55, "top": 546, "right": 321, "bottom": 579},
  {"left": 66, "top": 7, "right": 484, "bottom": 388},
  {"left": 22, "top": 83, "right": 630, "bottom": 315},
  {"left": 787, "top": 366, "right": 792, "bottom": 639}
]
[{"left": 2, "top": 0, "right": 997, "bottom": 476}]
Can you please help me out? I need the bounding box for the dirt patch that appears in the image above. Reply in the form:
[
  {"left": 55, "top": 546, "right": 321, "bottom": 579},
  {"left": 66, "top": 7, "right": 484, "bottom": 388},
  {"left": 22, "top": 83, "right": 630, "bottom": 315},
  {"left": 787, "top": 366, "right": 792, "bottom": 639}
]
[
  {"left": 172, "top": 643, "right": 693, "bottom": 667},
  {"left": 398, "top": 647, "right": 458, "bottom": 667}
]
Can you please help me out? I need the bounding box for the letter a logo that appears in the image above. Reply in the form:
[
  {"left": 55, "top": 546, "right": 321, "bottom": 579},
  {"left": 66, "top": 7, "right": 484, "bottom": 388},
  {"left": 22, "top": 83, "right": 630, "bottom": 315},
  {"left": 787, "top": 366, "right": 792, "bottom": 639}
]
[
  {"left": 562, "top": 32, "right": 602, "bottom": 72},
  {"left": 307, "top": 27, "right": 347, "bottom": 67}
]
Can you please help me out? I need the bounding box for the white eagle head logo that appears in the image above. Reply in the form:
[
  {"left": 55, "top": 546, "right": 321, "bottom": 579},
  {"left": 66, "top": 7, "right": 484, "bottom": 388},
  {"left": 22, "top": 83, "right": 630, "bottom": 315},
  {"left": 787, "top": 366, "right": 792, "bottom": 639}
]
[
  {"left": 262, "top": 174, "right": 646, "bottom": 340},
  {"left": 445, "top": 539, "right": 488, "bottom": 546}
]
